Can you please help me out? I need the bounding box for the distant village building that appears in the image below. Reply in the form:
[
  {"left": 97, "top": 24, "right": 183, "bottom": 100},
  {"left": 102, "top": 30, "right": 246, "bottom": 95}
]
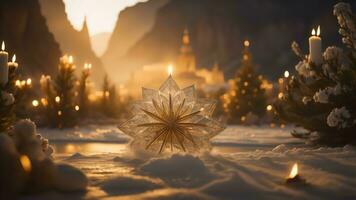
[{"left": 125, "top": 28, "right": 225, "bottom": 98}]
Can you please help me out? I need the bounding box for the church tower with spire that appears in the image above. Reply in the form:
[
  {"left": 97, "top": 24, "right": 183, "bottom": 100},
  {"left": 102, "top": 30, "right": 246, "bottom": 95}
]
[{"left": 176, "top": 27, "right": 196, "bottom": 73}]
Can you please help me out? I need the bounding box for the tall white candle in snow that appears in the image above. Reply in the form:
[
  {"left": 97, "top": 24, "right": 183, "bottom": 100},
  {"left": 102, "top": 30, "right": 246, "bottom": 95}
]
[
  {"left": 309, "top": 26, "right": 322, "bottom": 65},
  {"left": 0, "top": 41, "right": 9, "bottom": 85}
]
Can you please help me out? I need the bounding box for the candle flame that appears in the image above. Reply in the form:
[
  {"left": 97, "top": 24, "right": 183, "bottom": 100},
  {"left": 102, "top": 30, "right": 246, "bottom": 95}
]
[
  {"left": 167, "top": 64, "right": 173, "bottom": 76},
  {"left": 311, "top": 29, "right": 316, "bottom": 36},
  {"left": 84, "top": 63, "right": 92, "bottom": 70},
  {"left": 12, "top": 54, "right": 16, "bottom": 63},
  {"left": 68, "top": 55, "right": 73, "bottom": 64},
  {"left": 289, "top": 163, "right": 298, "bottom": 179},
  {"left": 317, "top": 25, "right": 320, "bottom": 36},
  {"left": 1, "top": 41, "right": 4, "bottom": 51}
]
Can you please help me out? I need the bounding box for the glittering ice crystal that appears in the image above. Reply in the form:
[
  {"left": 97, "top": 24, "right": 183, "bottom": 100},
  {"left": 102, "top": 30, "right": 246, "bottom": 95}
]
[{"left": 118, "top": 76, "right": 225, "bottom": 153}]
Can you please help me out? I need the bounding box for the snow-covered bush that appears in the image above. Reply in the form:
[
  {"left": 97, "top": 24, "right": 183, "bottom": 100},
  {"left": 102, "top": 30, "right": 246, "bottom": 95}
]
[
  {"left": 275, "top": 2, "right": 356, "bottom": 145},
  {"left": 0, "top": 119, "right": 87, "bottom": 198}
]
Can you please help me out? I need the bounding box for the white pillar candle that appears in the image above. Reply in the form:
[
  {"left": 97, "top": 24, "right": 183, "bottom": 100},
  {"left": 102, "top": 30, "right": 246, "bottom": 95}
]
[
  {"left": 8, "top": 54, "right": 18, "bottom": 69},
  {"left": 0, "top": 41, "right": 9, "bottom": 85},
  {"left": 309, "top": 26, "right": 322, "bottom": 65}
]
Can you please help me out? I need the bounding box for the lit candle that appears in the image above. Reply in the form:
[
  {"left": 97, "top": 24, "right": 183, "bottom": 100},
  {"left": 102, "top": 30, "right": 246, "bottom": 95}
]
[
  {"left": 286, "top": 163, "right": 306, "bottom": 185},
  {"left": 8, "top": 54, "right": 18, "bottom": 69},
  {"left": 309, "top": 26, "right": 322, "bottom": 65},
  {"left": 0, "top": 41, "right": 9, "bottom": 85}
]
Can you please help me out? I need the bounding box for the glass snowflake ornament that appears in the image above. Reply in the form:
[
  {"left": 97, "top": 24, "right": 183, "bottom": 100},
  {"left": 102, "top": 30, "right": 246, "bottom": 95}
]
[{"left": 118, "top": 76, "right": 225, "bottom": 154}]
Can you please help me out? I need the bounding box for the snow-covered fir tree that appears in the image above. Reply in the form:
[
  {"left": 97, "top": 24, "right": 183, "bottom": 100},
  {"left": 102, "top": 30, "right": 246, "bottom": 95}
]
[
  {"left": 224, "top": 40, "right": 267, "bottom": 124},
  {"left": 78, "top": 63, "right": 91, "bottom": 117},
  {"left": 53, "top": 55, "right": 78, "bottom": 128},
  {"left": 276, "top": 2, "right": 356, "bottom": 145}
]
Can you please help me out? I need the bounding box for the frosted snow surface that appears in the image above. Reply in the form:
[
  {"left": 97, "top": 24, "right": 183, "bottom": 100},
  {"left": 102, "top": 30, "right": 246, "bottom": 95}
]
[{"left": 24, "top": 125, "right": 356, "bottom": 200}]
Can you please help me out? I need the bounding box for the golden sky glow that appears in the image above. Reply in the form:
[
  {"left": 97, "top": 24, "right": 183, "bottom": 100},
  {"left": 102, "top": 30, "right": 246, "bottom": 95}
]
[{"left": 63, "top": 0, "right": 146, "bottom": 36}]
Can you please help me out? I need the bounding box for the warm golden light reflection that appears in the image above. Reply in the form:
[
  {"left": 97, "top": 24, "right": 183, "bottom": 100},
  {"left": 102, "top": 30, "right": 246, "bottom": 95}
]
[
  {"left": 75, "top": 105, "right": 80, "bottom": 111},
  {"left": 278, "top": 92, "right": 284, "bottom": 99},
  {"left": 167, "top": 64, "right": 173, "bottom": 76},
  {"left": 278, "top": 78, "right": 284, "bottom": 84},
  {"left": 32, "top": 100, "right": 39, "bottom": 107},
  {"left": 15, "top": 80, "right": 21, "bottom": 87},
  {"left": 20, "top": 155, "right": 31, "bottom": 173},
  {"left": 1, "top": 41, "right": 5, "bottom": 51},
  {"left": 12, "top": 54, "right": 16, "bottom": 62},
  {"left": 53, "top": 143, "right": 127, "bottom": 154},
  {"left": 266, "top": 104, "right": 273, "bottom": 111},
  {"left": 58, "top": 110, "right": 62, "bottom": 116},
  {"left": 289, "top": 163, "right": 298, "bottom": 179},
  {"left": 41, "top": 98, "right": 48, "bottom": 106}
]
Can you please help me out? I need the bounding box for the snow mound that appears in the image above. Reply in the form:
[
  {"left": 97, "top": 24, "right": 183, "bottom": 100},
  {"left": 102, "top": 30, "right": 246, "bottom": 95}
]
[
  {"left": 39, "top": 125, "right": 129, "bottom": 143},
  {"left": 53, "top": 164, "right": 88, "bottom": 192},
  {"left": 99, "top": 175, "right": 163, "bottom": 195},
  {"left": 200, "top": 172, "right": 293, "bottom": 200},
  {"left": 66, "top": 152, "right": 88, "bottom": 160},
  {"left": 272, "top": 144, "right": 288, "bottom": 153},
  {"left": 140, "top": 154, "right": 216, "bottom": 187},
  {"left": 0, "top": 134, "right": 25, "bottom": 199},
  {"left": 133, "top": 188, "right": 214, "bottom": 200}
]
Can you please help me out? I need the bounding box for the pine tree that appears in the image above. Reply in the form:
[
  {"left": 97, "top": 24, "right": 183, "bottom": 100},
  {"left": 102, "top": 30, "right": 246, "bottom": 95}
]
[
  {"left": 53, "top": 55, "right": 78, "bottom": 128},
  {"left": 224, "top": 40, "right": 267, "bottom": 124},
  {"left": 14, "top": 78, "right": 37, "bottom": 119},
  {"left": 78, "top": 63, "right": 91, "bottom": 117},
  {"left": 101, "top": 74, "right": 110, "bottom": 115},
  {"left": 275, "top": 2, "right": 356, "bottom": 145},
  {"left": 39, "top": 75, "right": 57, "bottom": 127}
]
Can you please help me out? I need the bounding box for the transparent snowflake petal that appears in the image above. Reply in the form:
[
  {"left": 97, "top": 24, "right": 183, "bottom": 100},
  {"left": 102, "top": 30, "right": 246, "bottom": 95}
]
[
  {"left": 159, "top": 75, "right": 180, "bottom": 95},
  {"left": 142, "top": 87, "right": 160, "bottom": 101}
]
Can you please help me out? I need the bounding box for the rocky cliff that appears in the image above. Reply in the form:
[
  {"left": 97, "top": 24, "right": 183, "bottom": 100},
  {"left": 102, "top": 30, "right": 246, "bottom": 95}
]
[
  {"left": 0, "top": 0, "right": 61, "bottom": 79},
  {"left": 106, "top": 0, "right": 354, "bottom": 82},
  {"left": 102, "top": 0, "right": 170, "bottom": 82},
  {"left": 39, "top": 0, "right": 105, "bottom": 86}
]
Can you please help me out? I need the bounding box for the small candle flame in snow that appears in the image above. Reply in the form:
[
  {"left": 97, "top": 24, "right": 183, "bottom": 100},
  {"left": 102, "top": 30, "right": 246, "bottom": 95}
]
[
  {"left": 168, "top": 64, "right": 173, "bottom": 76},
  {"left": 12, "top": 54, "right": 16, "bottom": 63},
  {"left": 289, "top": 163, "right": 298, "bottom": 179},
  {"left": 1, "top": 41, "right": 5, "bottom": 51}
]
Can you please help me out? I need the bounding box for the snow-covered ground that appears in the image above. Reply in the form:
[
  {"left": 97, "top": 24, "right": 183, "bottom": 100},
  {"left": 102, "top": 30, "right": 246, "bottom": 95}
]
[{"left": 24, "top": 125, "right": 356, "bottom": 200}]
